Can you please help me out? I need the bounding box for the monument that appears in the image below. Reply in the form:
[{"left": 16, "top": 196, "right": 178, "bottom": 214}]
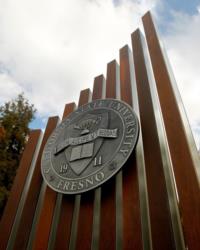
[{"left": 0, "top": 12, "right": 200, "bottom": 250}]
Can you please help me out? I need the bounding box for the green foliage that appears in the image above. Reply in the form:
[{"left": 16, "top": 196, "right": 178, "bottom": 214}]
[{"left": 0, "top": 93, "right": 36, "bottom": 217}]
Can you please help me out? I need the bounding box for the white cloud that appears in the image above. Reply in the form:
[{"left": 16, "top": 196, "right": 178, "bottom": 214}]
[
  {"left": 0, "top": 0, "right": 199, "bottom": 148},
  {"left": 163, "top": 10, "right": 200, "bottom": 147},
  {"left": 0, "top": 0, "right": 158, "bottom": 117},
  {"left": 0, "top": 73, "right": 23, "bottom": 103}
]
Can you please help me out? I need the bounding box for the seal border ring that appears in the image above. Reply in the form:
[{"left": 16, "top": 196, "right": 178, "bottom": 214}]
[{"left": 41, "top": 98, "right": 140, "bottom": 194}]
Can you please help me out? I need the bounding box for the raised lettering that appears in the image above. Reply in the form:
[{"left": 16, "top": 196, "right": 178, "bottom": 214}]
[
  {"left": 115, "top": 102, "right": 121, "bottom": 111},
  {"left": 95, "top": 172, "right": 105, "bottom": 182},
  {"left": 57, "top": 180, "right": 64, "bottom": 189},
  {"left": 71, "top": 181, "right": 77, "bottom": 190},
  {"left": 85, "top": 177, "right": 94, "bottom": 187},
  {"left": 94, "top": 156, "right": 102, "bottom": 166},
  {"left": 44, "top": 168, "right": 50, "bottom": 174},
  {"left": 63, "top": 181, "right": 70, "bottom": 190},
  {"left": 127, "top": 126, "right": 135, "bottom": 134},
  {"left": 119, "top": 106, "right": 129, "bottom": 116},
  {"left": 120, "top": 149, "right": 129, "bottom": 157},
  {"left": 126, "top": 121, "right": 135, "bottom": 129},
  {"left": 125, "top": 134, "right": 134, "bottom": 138},
  {"left": 124, "top": 114, "right": 133, "bottom": 123},
  {"left": 123, "top": 141, "right": 132, "bottom": 147},
  {"left": 59, "top": 163, "right": 68, "bottom": 173},
  {"left": 78, "top": 181, "right": 84, "bottom": 190},
  {"left": 108, "top": 100, "right": 114, "bottom": 108},
  {"left": 43, "top": 153, "right": 51, "bottom": 160}
]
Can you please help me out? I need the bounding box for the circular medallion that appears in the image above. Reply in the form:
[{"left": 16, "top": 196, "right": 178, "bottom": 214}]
[{"left": 41, "top": 99, "right": 139, "bottom": 194}]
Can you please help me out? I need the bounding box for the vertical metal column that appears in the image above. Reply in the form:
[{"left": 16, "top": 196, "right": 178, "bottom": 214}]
[
  {"left": 91, "top": 75, "right": 106, "bottom": 250},
  {"left": 132, "top": 29, "right": 176, "bottom": 250},
  {"left": 11, "top": 117, "right": 59, "bottom": 250},
  {"left": 48, "top": 102, "right": 76, "bottom": 250},
  {"left": 99, "top": 60, "right": 118, "bottom": 250},
  {"left": 2, "top": 10, "right": 199, "bottom": 250},
  {"left": 119, "top": 45, "right": 143, "bottom": 250},
  {"left": 0, "top": 130, "right": 42, "bottom": 250},
  {"left": 143, "top": 12, "right": 200, "bottom": 250},
  {"left": 53, "top": 103, "right": 76, "bottom": 250},
  {"left": 69, "top": 89, "right": 92, "bottom": 250}
]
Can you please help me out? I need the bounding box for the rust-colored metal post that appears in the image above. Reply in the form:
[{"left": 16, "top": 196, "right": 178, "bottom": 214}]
[
  {"left": 143, "top": 12, "right": 200, "bottom": 250},
  {"left": 0, "top": 129, "right": 42, "bottom": 250}
]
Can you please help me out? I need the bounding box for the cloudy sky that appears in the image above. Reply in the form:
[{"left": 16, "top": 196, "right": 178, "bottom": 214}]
[{"left": 0, "top": 0, "right": 199, "bottom": 148}]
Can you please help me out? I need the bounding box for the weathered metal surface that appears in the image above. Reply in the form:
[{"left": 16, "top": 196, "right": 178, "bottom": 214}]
[
  {"left": 77, "top": 77, "right": 105, "bottom": 250},
  {"left": 120, "top": 44, "right": 144, "bottom": 250},
  {"left": 53, "top": 194, "right": 74, "bottom": 250},
  {"left": 53, "top": 102, "right": 76, "bottom": 250},
  {"left": 30, "top": 103, "right": 77, "bottom": 250},
  {"left": 1, "top": 10, "right": 199, "bottom": 250},
  {"left": 69, "top": 88, "right": 92, "bottom": 250},
  {"left": 132, "top": 29, "right": 176, "bottom": 250},
  {"left": 62, "top": 102, "right": 77, "bottom": 120},
  {"left": 143, "top": 11, "right": 200, "bottom": 250},
  {"left": 100, "top": 60, "right": 118, "bottom": 250},
  {"left": 12, "top": 117, "right": 59, "bottom": 250},
  {"left": 0, "top": 130, "right": 42, "bottom": 250},
  {"left": 138, "top": 29, "right": 185, "bottom": 249},
  {"left": 31, "top": 185, "right": 57, "bottom": 250},
  {"left": 41, "top": 99, "right": 139, "bottom": 194}
]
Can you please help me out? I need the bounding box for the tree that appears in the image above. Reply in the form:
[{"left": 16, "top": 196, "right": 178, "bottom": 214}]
[{"left": 0, "top": 93, "right": 36, "bottom": 217}]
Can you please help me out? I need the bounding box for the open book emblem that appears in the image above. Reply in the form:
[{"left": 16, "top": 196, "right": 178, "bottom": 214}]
[
  {"left": 41, "top": 99, "right": 139, "bottom": 194},
  {"left": 55, "top": 112, "right": 118, "bottom": 175}
]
